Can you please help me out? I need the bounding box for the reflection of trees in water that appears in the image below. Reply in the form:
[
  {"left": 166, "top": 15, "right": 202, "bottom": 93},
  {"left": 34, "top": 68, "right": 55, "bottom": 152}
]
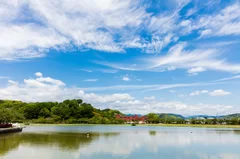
[
  {"left": 233, "top": 130, "right": 240, "bottom": 135},
  {"left": 149, "top": 131, "right": 157, "bottom": 136},
  {"left": 0, "top": 132, "right": 119, "bottom": 156},
  {"left": 0, "top": 133, "right": 21, "bottom": 156},
  {"left": 214, "top": 129, "right": 240, "bottom": 135}
]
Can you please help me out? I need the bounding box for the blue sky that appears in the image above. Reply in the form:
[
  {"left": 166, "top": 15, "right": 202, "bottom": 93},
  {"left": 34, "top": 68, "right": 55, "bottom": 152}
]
[{"left": 0, "top": 0, "right": 240, "bottom": 115}]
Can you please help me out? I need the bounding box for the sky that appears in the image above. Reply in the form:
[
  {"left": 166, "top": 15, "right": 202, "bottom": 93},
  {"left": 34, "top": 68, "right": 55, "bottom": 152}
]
[{"left": 0, "top": 0, "right": 240, "bottom": 116}]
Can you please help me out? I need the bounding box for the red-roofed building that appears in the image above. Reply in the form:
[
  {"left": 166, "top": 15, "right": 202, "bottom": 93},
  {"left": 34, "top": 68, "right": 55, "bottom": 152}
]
[{"left": 116, "top": 114, "right": 147, "bottom": 124}]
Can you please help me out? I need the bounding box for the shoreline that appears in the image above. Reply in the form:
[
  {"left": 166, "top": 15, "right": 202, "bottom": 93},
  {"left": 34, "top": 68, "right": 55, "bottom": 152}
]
[{"left": 25, "top": 123, "right": 240, "bottom": 128}]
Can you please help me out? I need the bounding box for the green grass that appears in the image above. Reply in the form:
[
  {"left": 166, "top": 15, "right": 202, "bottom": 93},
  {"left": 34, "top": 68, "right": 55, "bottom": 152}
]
[{"left": 26, "top": 123, "right": 240, "bottom": 128}]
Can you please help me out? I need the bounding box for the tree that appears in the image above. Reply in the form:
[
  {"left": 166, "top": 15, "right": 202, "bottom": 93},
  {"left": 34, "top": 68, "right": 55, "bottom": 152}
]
[
  {"left": 79, "top": 103, "right": 94, "bottom": 118},
  {"left": 230, "top": 118, "right": 240, "bottom": 125},
  {"left": 76, "top": 99, "right": 83, "bottom": 104},
  {"left": 55, "top": 103, "right": 71, "bottom": 120},
  {"left": 39, "top": 108, "right": 51, "bottom": 118},
  {"left": 23, "top": 103, "right": 40, "bottom": 119},
  {"left": 0, "top": 108, "right": 14, "bottom": 123},
  {"left": 147, "top": 113, "right": 160, "bottom": 123}
]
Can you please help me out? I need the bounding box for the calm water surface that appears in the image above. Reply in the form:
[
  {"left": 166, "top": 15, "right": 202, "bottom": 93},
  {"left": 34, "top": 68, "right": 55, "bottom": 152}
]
[{"left": 1, "top": 125, "right": 240, "bottom": 159}]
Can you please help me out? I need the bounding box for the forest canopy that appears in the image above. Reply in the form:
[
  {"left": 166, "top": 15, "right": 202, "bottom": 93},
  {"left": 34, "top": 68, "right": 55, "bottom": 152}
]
[{"left": 0, "top": 99, "right": 124, "bottom": 124}]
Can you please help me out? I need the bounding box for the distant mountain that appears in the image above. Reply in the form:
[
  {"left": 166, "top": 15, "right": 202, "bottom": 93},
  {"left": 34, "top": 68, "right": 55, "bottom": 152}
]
[
  {"left": 125, "top": 114, "right": 143, "bottom": 116},
  {"left": 221, "top": 113, "right": 240, "bottom": 119},
  {"left": 158, "top": 113, "right": 185, "bottom": 119},
  {"left": 187, "top": 114, "right": 240, "bottom": 119},
  {"left": 119, "top": 113, "right": 240, "bottom": 120},
  {"left": 187, "top": 115, "right": 217, "bottom": 119}
]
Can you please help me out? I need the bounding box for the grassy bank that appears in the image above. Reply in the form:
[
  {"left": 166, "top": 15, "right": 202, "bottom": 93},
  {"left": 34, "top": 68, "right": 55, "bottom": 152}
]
[{"left": 26, "top": 123, "right": 240, "bottom": 128}]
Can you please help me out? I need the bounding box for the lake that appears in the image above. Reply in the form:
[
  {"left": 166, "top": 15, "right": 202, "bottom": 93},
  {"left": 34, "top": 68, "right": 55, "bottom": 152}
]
[{"left": 0, "top": 125, "right": 240, "bottom": 159}]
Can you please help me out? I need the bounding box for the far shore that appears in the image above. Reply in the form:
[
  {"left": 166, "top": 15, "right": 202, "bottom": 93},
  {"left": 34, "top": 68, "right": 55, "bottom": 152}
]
[{"left": 23, "top": 123, "right": 240, "bottom": 128}]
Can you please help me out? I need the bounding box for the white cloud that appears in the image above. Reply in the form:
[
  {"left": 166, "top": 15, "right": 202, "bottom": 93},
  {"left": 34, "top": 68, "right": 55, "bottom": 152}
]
[
  {"left": 197, "top": 3, "right": 240, "bottom": 37},
  {"left": 83, "top": 79, "right": 98, "bottom": 82},
  {"left": 35, "top": 72, "right": 43, "bottom": 77},
  {"left": 94, "top": 61, "right": 146, "bottom": 71},
  {"left": 215, "top": 75, "right": 240, "bottom": 82},
  {"left": 28, "top": 0, "right": 148, "bottom": 53},
  {"left": 144, "top": 96, "right": 155, "bottom": 100},
  {"left": 80, "top": 81, "right": 222, "bottom": 92},
  {"left": 97, "top": 69, "right": 118, "bottom": 74},
  {"left": 199, "top": 29, "right": 213, "bottom": 37},
  {"left": 7, "top": 80, "right": 18, "bottom": 86},
  {"left": 0, "top": 0, "right": 151, "bottom": 60},
  {"left": 194, "top": 40, "right": 240, "bottom": 48},
  {"left": 96, "top": 42, "right": 240, "bottom": 74},
  {"left": 123, "top": 34, "right": 175, "bottom": 54},
  {"left": 169, "top": 90, "right": 176, "bottom": 93},
  {"left": 189, "top": 90, "right": 209, "bottom": 96},
  {"left": 110, "top": 100, "right": 234, "bottom": 115},
  {"left": 0, "top": 76, "right": 8, "bottom": 79},
  {"left": 201, "top": 90, "right": 209, "bottom": 94},
  {"left": 167, "top": 66, "right": 176, "bottom": 71},
  {"left": 0, "top": 1, "right": 239, "bottom": 61},
  {"left": 149, "top": 43, "right": 240, "bottom": 73},
  {"left": 187, "top": 67, "right": 206, "bottom": 75},
  {"left": 0, "top": 73, "right": 132, "bottom": 103},
  {"left": 78, "top": 90, "right": 133, "bottom": 103},
  {"left": 209, "top": 89, "right": 231, "bottom": 96},
  {"left": 78, "top": 69, "right": 92, "bottom": 73},
  {"left": 122, "top": 74, "right": 130, "bottom": 81},
  {"left": 186, "top": 7, "right": 197, "bottom": 17},
  {"left": 34, "top": 76, "right": 65, "bottom": 86},
  {"left": 189, "top": 89, "right": 231, "bottom": 97},
  {"left": 178, "top": 94, "right": 187, "bottom": 98},
  {"left": 0, "top": 24, "right": 68, "bottom": 60}
]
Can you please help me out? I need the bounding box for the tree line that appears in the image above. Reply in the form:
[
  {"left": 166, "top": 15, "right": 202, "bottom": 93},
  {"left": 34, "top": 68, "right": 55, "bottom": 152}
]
[
  {"left": 146, "top": 113, "right": 240, "bottom": 125},
  {"left": 0, "top": 99, "right": 124, "bottom": 124},
  {"left": 0, "top": 99, "right": 239, "bottom": 125}
]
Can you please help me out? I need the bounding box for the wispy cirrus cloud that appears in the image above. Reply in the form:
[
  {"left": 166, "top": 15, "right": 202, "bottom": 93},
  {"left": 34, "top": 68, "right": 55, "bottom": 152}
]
[
  {"left": 215, "top": 75, "right": 240, "bottom": 82},
  {"left": 189, "top": 89, "right": 231, "bottom": 97},
  {"left": 0, "top": 24, "right": 68, "bottom": 60},
  {"left": 197, "top": 3, "right": 240, "bottom": 37},
  {"left": 0, "top": 76, "right": 8, "bottom": 79},
  {"left": 1, "top": 0, "right": 240, "bottom": 100},
  {"left": 83, "top": 79, "right": 98, "bottom": 82},
  {"left": 80, "top": 81, "right": 222, "bottom": 92},
  {"left": 1, "top": 0, "right": 240, "bottom": 63},
  {"left": 149, "top": 43, "right": 240, "bottom": 73},
  {"left": 96, "top": 42, "right": 240, "bottom": 74},
  {"left": 0, "top": 0, "right": 149, "bottom": 60}
]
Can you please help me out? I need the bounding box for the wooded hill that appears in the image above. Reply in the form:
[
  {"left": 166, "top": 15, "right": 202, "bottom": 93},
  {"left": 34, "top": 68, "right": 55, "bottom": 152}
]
[{"left": 0, "top": 99, "right": 124, "bottom": 124}]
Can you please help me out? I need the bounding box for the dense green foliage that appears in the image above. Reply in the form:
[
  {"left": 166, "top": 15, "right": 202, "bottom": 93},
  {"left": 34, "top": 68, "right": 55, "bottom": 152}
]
[
  {"left": 223, "top": 113, "right": 240, "bottom": 119},
  {"left": 146, "top": 113, "right": 240, "bottom": 125},
  {"left": 146, "top": 113, "right": 185, "bottom": 124},
  {"left": 0, "top": 99, "right": 124, "bottom": 124}
]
